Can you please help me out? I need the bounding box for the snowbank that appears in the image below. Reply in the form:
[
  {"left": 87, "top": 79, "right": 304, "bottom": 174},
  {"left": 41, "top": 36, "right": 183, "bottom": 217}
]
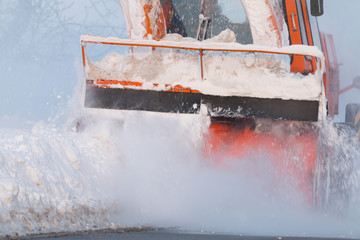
[
  {"left": 0, "top": 124, "right": 114, "bottom": 236},
  {"left": 0, "top": 107, "right": 209, "bottom": 237}
]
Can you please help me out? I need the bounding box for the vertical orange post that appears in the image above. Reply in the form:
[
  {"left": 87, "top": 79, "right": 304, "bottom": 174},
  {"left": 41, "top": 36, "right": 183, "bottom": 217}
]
[
  {"left": 200, "top": 49, "right": 204, "bottom": 80},
  {"left": 142, "top": 0, "right": 166, "bottom": 40},
  {"left": 81, "top": 43, "right": 86, "bottom": 68}
]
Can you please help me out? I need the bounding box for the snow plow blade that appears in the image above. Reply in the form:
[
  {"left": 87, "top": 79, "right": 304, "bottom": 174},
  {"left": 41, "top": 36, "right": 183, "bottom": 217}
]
[
  {"left": 85, "top": 82, "right": 202, "bottom": 114},
  {"left": 81, "top": 36, "right": 324, "bottom": 122},
  {"left": 85, "top": 82, "right": 319, "bottom": 121}
]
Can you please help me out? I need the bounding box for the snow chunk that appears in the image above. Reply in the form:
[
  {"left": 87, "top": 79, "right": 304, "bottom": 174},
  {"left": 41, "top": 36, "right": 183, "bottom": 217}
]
[
  {"left": 25, "top": 166, "right": 43, "bottom": 187},
  {"left": 0, "top": 179, "right": 19, "bottom": 207},
  {"left": 14, "top": 135, "right": 24, "bottom": 143},
  {"left": 162, "top": 33, "right": 197, "bottom": 42},
  {"left": 205, "top": 29, "right": 237, "bottom": 43}
]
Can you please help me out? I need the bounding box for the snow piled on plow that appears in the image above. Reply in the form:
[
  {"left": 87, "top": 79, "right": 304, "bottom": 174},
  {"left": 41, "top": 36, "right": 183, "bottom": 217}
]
[{"left": 85, "top": 31, "right": 322, "bottom": 101}]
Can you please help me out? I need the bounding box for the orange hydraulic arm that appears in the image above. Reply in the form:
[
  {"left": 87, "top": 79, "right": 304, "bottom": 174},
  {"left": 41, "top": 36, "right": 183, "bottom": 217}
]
[{"left": 339, "top": 76, "right": 360, "bottom": 95}]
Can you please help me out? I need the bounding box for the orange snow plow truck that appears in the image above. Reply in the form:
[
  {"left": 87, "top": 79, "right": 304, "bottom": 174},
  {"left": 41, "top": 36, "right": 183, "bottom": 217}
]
[{"left": 81, "top": 0, "right": 358, "bottom": 213}]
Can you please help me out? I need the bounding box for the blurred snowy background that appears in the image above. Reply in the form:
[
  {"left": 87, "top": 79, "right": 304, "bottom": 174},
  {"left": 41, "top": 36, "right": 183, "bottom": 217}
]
[{"left": 0, "top": 0, "right": 126, "bottom": 127}]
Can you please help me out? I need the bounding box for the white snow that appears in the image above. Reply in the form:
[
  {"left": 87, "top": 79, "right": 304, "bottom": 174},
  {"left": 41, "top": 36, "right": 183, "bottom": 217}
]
[
  {"left": 0, "top": 102, "right": 209, "bottom": 236},
  {"left": 241, "top": 0, "right": 289, "bottom": 47},
  {"left": 0, "top": 125, "right": 113, "bottom": 235},
  {"left": 83, "top": 33, "right": 324, "bottom": 101},
  {"left": 1, "top": 106, "right": 360, "bottom": 238},
  {"left": 118, "top": 0, "right": 165, "bottom": 40},
  {"left": 122, "top": 0, "right": 146, "bottom": 40}
]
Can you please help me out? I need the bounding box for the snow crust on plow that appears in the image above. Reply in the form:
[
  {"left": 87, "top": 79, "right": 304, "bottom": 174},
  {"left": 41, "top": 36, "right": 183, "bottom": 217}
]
[{"left": 82, "top": 33, "right": 324, "bottom": 101}]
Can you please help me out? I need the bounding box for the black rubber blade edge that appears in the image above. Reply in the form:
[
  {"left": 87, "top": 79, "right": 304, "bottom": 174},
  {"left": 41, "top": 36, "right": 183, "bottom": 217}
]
[
  {"left": 85, "top": 84, "right": 201, "bottom": 114},
  {"left": 85, "top": 84, "right": 319, "bottom": 122},
  {"left": 203, "top": 95, "right": 319, "bottom": 121}
]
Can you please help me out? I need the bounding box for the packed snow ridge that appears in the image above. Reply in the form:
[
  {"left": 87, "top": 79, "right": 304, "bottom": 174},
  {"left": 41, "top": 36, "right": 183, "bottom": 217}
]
[
  {"left": 0, "top": 108, "right": 209, "bottom": 237},
  {"left": 0, "top": 123, "right": 115, "bottom": 236}
]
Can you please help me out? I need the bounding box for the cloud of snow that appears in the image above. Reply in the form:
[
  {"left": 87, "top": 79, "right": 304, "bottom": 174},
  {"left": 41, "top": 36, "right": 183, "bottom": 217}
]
[
  {"left": 2, "top": 100, "right": 360, "bottom": 237},
  {"left": 62, "top": 88, "right": 360, "bottom": 238},
  {"left": 92, "top": 116, "right": 360, "bottom": 238}
]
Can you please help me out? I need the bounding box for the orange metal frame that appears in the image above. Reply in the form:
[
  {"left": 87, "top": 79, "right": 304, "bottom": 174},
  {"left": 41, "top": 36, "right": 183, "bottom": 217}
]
[
  {"left": 284, "top": 0, "right": 317, "bottom": 74},
  {"left": 90, "top": 79, "right": 201, "bottom": 93},
  {"left": 300, "top": 0, "right": 317, "bottom": 73},
  {"left": 284, "top": 0, "right": 306, "bottom": 73}
]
